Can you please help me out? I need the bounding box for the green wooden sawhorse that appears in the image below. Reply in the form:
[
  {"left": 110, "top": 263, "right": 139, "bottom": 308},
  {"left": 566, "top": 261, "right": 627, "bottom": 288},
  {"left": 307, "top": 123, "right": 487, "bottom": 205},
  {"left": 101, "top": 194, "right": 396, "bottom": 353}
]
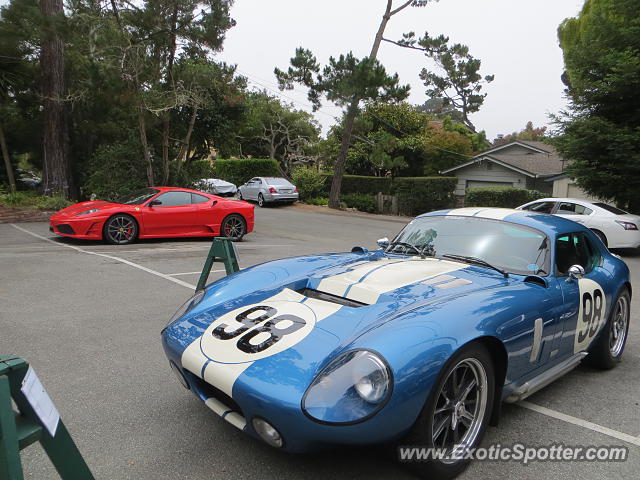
[
  {"left": 0, "top": 356, "right": 94, "bottom": 480},
  {"left": 196, "top": 237, "right": 240, "bottom": 292}
]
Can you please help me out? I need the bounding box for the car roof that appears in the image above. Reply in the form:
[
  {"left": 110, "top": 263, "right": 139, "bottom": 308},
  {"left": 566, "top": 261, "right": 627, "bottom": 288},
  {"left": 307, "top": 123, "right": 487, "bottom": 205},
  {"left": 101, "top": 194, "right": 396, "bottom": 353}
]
[
  {"left": 151, "top": 186, "right": 211, "bottom": 195},
  {"left": 419, "top": 207, "right": 590, "bottom": 237}
]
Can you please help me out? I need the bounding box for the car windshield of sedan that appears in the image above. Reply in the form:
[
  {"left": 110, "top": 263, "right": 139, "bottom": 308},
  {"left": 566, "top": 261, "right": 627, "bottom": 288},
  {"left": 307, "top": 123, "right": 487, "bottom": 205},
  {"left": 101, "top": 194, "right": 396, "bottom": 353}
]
[
  {"left": 388, "top": 216, "right": 550, "bottom": 276},
  {"left": 112, "top": 188, "right": 159, "bottom": 205}
]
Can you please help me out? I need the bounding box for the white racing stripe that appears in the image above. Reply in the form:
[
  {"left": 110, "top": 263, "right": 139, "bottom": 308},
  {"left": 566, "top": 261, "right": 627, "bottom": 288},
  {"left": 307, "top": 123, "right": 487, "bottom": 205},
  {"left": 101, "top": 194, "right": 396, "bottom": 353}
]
[
  {"left": 317, "top": 257, "right": 467, "bottom": 305},
  {"left": 181, "top": 288, "right": 342, "bottom": 397}
]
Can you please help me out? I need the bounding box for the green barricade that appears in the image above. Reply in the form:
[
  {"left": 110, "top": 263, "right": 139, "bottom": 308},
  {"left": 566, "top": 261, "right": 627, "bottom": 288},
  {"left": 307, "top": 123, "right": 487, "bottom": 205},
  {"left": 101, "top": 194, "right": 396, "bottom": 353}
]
[
  {"left": 196, "top": 237, "right": 240, "bottom": 292},
  {"left": 0, "top": 356, "right": 94, "bottom": 480}
]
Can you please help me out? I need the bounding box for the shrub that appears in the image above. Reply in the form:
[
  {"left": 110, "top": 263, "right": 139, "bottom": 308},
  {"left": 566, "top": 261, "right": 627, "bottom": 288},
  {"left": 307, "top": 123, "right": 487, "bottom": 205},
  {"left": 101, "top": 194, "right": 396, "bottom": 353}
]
[
  {"left": 341, "top": 193, "right": 378, "bottom": 213},
  {"left": 213, "top": 158, "right": 281, "bottom": 187},
  {"left": 291, "top": 167, "right": 325, "bottom": 199},
  {"left": 36, "top": 196, "right": 72, "bottom": 211},
  {"left": 84, "top": 138, "right": 148, "bottom": 200},
  {"left": 0, "top": 191, "right": 71, "bottom": 211},
  {"left": 320, "top": 174, "right": 393, "bottom": 196},
  {"left": 393, "top": 177, "right": 457, "bottom": 216},
  {"left": 305, "top": 197, "right": 328, "bottom": 206},
  {"left": 465, "top": 187, "right": 545, "bottom": 208},
  {"left": 179, "top": 159, "right": 217, "bottom": 188},
  {"left": 0, "top": 191, "right": 33, "bottom": 207}
]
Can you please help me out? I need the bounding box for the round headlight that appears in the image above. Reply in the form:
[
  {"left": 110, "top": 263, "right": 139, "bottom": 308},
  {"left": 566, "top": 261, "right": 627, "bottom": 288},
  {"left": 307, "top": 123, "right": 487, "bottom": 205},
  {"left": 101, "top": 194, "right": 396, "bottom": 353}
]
[
  {"left": 353, "top": 352, "right": 389, "bottom": 404},
  {"left": 302, "top": 349, "right": 392, "bottom": 424},
  {"left": 252, "top": 418, "right": 283, "bottom": 448}
]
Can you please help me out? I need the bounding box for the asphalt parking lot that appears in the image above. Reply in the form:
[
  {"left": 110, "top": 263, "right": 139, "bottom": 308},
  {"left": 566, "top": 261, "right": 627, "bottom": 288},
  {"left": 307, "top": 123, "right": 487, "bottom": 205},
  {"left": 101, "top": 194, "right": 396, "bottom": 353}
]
[{"left": 1, "top": 204, "right": 639, "bottom": 479}]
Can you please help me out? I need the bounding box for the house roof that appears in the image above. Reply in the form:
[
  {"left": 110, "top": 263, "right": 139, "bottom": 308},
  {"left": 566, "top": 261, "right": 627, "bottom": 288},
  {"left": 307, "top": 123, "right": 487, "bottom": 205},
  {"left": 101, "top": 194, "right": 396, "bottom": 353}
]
[{"left": 441, "top": 140, "right": 565, "bottom": 177}]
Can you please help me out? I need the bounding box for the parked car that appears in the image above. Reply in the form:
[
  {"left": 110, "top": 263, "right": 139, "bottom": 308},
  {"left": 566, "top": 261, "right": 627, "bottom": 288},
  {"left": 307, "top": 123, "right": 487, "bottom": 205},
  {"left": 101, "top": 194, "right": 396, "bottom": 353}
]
[
  {"left": 238, "top": 177, "right": 298, "bottom": 207},
  {"left": 49, "top": 187, "right": 254, "bottom": 245},
  {"left": 194, "top": 178, "right": 238, "bottom": 197},
  {"left": 517, "top": 197, "right": 640, "bottom": 248},
  {"left": 161, "top": 207, "right": 630, "bottom": 478}
]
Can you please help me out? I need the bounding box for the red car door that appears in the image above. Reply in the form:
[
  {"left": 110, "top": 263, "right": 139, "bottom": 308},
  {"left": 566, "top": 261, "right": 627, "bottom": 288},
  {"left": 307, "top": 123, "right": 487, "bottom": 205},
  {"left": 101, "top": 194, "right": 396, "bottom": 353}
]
[
  {"left": 191, "top": 192, "right": 219, "bottom": 233},
  {"left": 142, "top": 191, "right": 199, "bottom": 236}
]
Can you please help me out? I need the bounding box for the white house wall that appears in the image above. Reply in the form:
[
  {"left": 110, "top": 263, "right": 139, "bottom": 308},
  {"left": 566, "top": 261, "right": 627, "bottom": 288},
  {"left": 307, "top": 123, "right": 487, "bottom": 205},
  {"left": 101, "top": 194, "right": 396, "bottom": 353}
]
[{"left": 452, "top": 161, "right": 527, "bottom": 195}]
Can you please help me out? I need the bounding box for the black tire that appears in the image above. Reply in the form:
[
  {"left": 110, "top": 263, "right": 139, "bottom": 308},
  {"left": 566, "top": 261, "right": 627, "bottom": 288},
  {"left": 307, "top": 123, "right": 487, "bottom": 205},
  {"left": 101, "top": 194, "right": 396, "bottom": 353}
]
[
  {"left": 220, "top": 214, "right": 246, "bottom": 242},
  {"left": 103, "top": 214, "right": 138, "bottom": 245},
  {"left": 257, "top": 193, "right": 266, "bottom": 208},
  {"left": 400, "top": 343, "right": 495, "bottom": 480},
  {"left": 585, "top": 289, "right": 630, "bottom": 369},
  {"left": 238, "top": 191, "right": 243, "bottom": 200},
  {"left": 592, "top": 229, "right": 608, "bottom": 247}
]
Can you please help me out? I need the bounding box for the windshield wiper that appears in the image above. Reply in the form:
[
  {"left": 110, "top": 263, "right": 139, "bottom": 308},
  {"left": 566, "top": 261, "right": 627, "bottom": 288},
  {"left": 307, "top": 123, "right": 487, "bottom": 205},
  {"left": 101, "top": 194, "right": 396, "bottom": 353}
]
[
  {"left": 386, "top": 241, "right": 422, "bottom": 256},
  {"left": 442, "top": 254, "right": 509, "bottom": 278}
]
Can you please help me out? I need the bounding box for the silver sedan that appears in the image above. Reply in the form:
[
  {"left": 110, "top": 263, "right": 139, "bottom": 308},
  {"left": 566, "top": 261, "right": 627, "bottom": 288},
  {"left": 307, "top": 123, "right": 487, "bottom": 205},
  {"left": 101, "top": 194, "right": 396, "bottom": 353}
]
[{"left": 238, "top": 177, "right": 299, "bottom": 207}]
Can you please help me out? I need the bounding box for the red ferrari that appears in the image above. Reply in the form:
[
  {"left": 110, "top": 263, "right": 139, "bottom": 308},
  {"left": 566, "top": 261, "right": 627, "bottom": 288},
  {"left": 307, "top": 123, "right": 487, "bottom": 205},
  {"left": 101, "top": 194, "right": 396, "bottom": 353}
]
[{"left": 49, "top": 187, "right": 255, "bottom": 245}]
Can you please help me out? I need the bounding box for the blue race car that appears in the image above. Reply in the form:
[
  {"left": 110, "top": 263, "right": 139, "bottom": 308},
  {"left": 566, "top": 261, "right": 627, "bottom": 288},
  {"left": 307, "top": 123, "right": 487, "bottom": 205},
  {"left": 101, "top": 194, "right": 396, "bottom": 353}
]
[{"left": 161, "top": 208, "right": 631, "bottom": 478}]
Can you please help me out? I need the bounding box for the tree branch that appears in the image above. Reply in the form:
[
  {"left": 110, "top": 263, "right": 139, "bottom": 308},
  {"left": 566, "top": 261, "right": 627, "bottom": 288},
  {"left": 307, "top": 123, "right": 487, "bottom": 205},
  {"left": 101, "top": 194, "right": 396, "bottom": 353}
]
[{"left": 390, "top": 0, "right": 415, "bottom": 16}]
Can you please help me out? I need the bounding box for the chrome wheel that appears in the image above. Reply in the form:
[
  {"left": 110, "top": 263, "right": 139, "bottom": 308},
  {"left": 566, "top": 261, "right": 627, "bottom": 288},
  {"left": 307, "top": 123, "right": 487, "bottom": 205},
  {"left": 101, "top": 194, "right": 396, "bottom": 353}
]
[
  {"left": 609, "top": 295, "right": 629, "bottom": 357},
  {"left": 431, "top": 358, "right": 488, "bottom": 461},
  {"left": 221, "top": 214, "right": 246, "bottom": 241},
  {"left": 105, "top": 215, "right": 137, "bottom": 245}
]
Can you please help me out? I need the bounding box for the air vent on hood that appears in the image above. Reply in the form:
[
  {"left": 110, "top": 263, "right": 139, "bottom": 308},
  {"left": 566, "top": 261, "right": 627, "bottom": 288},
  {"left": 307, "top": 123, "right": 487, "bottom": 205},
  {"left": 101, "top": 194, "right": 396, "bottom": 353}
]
[{"left": 297, "top": 288, "right": 367, "bottom": 308}]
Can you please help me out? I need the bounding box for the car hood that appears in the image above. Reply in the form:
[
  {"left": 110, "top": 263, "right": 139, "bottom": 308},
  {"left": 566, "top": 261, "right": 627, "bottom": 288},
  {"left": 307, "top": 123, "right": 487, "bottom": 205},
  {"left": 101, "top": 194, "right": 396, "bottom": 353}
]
[
  {"left": 169, "top": 253, "right": 509, "bottom": 397},
  {"left": 52, "top": 200, "right": 121, "bottom": 217}
]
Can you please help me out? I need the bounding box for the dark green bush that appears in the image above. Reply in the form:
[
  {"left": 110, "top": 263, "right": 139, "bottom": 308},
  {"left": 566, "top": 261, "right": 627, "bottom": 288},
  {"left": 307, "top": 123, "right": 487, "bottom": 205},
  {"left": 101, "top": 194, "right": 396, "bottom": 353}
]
[
  {"left": 291, "top": 167, "right": 325, "bottom": 199},
  {"left": 320, "top": 174, "right": 393, "bottom": 196},
  {"left": 84, "top": 138, "right": 148, "bottom": 200},
  {"left": 213, "top": 158, "right": 281, "bottom": 187},
  {"left": 305, "top": 197, "right": 328, "bottom": 206},
  {"left": 179, "top": 159, "right": 217, "bottom": 187},
  {"left": 394, "top": 177, "right": 457, "bottom": 216},
  {"left": 465, "top": 187, "right": 545, "bottom": 208},
  {"left": 341, "top": 193, "right": 378, "bottom": 213}
]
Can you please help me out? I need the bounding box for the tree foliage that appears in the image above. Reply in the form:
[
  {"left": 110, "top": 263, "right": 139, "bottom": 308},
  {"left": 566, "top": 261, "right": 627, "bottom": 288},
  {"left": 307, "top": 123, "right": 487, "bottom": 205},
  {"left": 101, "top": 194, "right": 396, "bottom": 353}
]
[
  {"left": 495, "top": 121, "right": 548, "bottom": 145},
  {"left": 556, "top": 0, "right": 640, "bottom": 212},
  {"left": 387, "top": 31, "right": 494, "bottom": 132}
]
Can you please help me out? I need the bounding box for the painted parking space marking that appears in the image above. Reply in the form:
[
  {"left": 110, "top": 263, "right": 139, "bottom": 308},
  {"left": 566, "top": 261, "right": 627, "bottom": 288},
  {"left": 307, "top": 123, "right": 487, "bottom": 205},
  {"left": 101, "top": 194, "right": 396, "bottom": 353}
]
[
  {"left": 518, "top": 401, "right": 640, "bottom": 447},
  {"left": 10, "top": 224, "right": 196, "bottom": 290},
  {"left": 169, "top": 270, "right": 224, "bottom": 277}
]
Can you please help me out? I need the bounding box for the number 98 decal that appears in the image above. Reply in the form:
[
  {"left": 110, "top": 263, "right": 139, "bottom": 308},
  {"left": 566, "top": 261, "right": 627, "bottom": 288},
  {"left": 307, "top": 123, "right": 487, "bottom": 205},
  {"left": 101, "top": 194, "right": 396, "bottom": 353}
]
[
  {"left": 200, "top": 301, "right": 317, "bottom": 363},
  {"left": 574, "top": 278, "right": 607, "bottom": 353}
]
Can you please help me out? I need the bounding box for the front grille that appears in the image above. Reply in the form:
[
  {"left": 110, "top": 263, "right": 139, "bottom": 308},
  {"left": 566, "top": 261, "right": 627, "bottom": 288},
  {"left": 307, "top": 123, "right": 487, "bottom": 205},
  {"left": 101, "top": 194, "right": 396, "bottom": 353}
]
[
  {"left": 193, "top": 375, "right": 243, "bottom": 415},
  {"left": 57, "top": 224, "right": 75, "bottom": 235}
]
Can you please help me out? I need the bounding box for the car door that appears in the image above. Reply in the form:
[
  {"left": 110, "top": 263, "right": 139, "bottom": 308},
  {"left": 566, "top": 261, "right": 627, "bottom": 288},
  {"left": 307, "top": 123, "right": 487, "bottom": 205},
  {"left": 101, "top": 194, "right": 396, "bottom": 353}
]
[
  {"left": 553, "top": 201, "right": 594, "bottom": 227},
  {"left": 191, "top": 192, "right": 218, "bottom": 233},
  {"left": 142, "top": 190, "right": 198, "bottom": 236},
  {"left": 242, "top": 178, "right": 259, "bottom": 200},
  {"left": 553, "top": 231, "right": 613, "bottom": 359}
]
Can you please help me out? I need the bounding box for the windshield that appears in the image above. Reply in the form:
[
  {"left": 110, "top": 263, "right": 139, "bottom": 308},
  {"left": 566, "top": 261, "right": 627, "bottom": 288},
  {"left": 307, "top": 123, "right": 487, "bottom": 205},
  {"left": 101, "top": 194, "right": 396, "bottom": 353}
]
[
  {"left": 264, "top": 178, "right": 291, "bottom": 185},
  {"left": 112, "top": 188, "right": 159, "bottom": 205},
  {"left": 593, "top": 202, "right": 628, "bottom": 215},
  {"left": 388, "top": 216, "right": 550, "bottom": 276}
]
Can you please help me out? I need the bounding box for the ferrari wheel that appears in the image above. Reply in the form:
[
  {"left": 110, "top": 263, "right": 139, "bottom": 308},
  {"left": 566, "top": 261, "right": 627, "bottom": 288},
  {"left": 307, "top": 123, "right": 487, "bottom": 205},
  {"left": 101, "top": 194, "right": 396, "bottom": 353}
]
[
  {"left": 103, "top": 214, "right": 138, "bottom": 245},
  {"left": 257, "top": 193, "right": 265, "bottom": 207},
  {"left": 221, "top": 214, "right": 246, "bottom": 242},
  {"left": 401, "top": 343, "right": 495, "bottom": 480},
  {"left": 585, "top": 289, "right": 630, "bottom": 369}
]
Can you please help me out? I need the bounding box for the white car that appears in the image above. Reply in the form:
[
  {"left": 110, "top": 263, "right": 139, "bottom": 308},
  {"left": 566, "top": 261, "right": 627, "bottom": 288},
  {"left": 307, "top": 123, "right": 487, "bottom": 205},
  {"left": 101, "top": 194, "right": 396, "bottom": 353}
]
[{"left": 517, "top": 197, "right": 640, "bottom": 248}]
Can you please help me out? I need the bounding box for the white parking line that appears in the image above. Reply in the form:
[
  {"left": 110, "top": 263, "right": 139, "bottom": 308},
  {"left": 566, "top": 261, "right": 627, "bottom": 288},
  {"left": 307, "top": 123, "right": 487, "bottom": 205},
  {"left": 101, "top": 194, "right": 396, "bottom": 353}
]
[
  {"left": 169, "top": 270, "right": 224, "bottom": 277},
  {"left": 518, "top": 401, "right": 640, "bottom": 447},
  {"left": 10, "top": 224, "right": 196, "bottom": 290}
]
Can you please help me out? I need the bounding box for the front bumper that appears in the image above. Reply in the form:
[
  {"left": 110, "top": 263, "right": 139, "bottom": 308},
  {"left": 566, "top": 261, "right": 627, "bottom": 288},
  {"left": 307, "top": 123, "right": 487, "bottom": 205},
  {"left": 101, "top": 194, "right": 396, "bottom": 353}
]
[
  {"left": 162, "top": 337, "right": 420, "bottom": 453},
  {"left": 49, "top": 215, "right": 106, "bottom": 240}
]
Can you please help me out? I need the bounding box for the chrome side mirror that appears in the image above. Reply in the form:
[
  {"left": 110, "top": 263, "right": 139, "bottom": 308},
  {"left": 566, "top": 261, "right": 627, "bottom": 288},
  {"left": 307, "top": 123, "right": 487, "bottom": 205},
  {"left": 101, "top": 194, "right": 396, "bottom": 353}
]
[
  {"left": 377, "top": 237, "right": 389, "bottom": 249},
  {"left": 567, "top": 264, "right": 585, "bottom": 282}
]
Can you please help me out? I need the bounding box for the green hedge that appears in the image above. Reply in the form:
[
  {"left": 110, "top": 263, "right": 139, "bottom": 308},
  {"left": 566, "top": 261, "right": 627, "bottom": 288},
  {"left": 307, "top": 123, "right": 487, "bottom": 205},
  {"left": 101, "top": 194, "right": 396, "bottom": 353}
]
[
  {"left": 342, "top": 193, "right": 378, "bottom": 213},
  {"left": 213, "top": 158, "right": 281, "bottom": 187},
  {"left": 320, "top": 174, "right": 393, "bottom": 196},
  {"left": 394, "top": 177, "right": 457, "bottom": 216},
  {"left": 465, "top": 187, "right": 545, "bottom": 208}
]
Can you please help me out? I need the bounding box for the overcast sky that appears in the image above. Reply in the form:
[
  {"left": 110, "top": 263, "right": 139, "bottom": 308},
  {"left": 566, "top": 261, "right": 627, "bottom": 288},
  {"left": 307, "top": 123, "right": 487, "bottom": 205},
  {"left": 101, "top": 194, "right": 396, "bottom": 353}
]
[{"left": 216, "top": 0, "right": 586, "bottom": 140}]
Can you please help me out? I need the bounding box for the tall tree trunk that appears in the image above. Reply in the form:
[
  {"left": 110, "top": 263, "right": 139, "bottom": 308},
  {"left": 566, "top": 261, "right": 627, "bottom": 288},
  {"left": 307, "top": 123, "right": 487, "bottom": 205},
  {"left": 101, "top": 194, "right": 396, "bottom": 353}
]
[
  {"left": 0, "top": 122, "right": 16, "bottom": 193},
  {"left": 328, "top": 0, "right": 412, "bottom": 209},
  {"left": 41, "top": 0, "right": 71, "bottom": 199},
  {"left": 161, "top": 3, "right": 180, "bottom": 185},
  {"left": 176, "top": 106, "right": 198, "bottom": 175},
  {"left": 138, "top": 107, "right": 154, "bottom": 186}
]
